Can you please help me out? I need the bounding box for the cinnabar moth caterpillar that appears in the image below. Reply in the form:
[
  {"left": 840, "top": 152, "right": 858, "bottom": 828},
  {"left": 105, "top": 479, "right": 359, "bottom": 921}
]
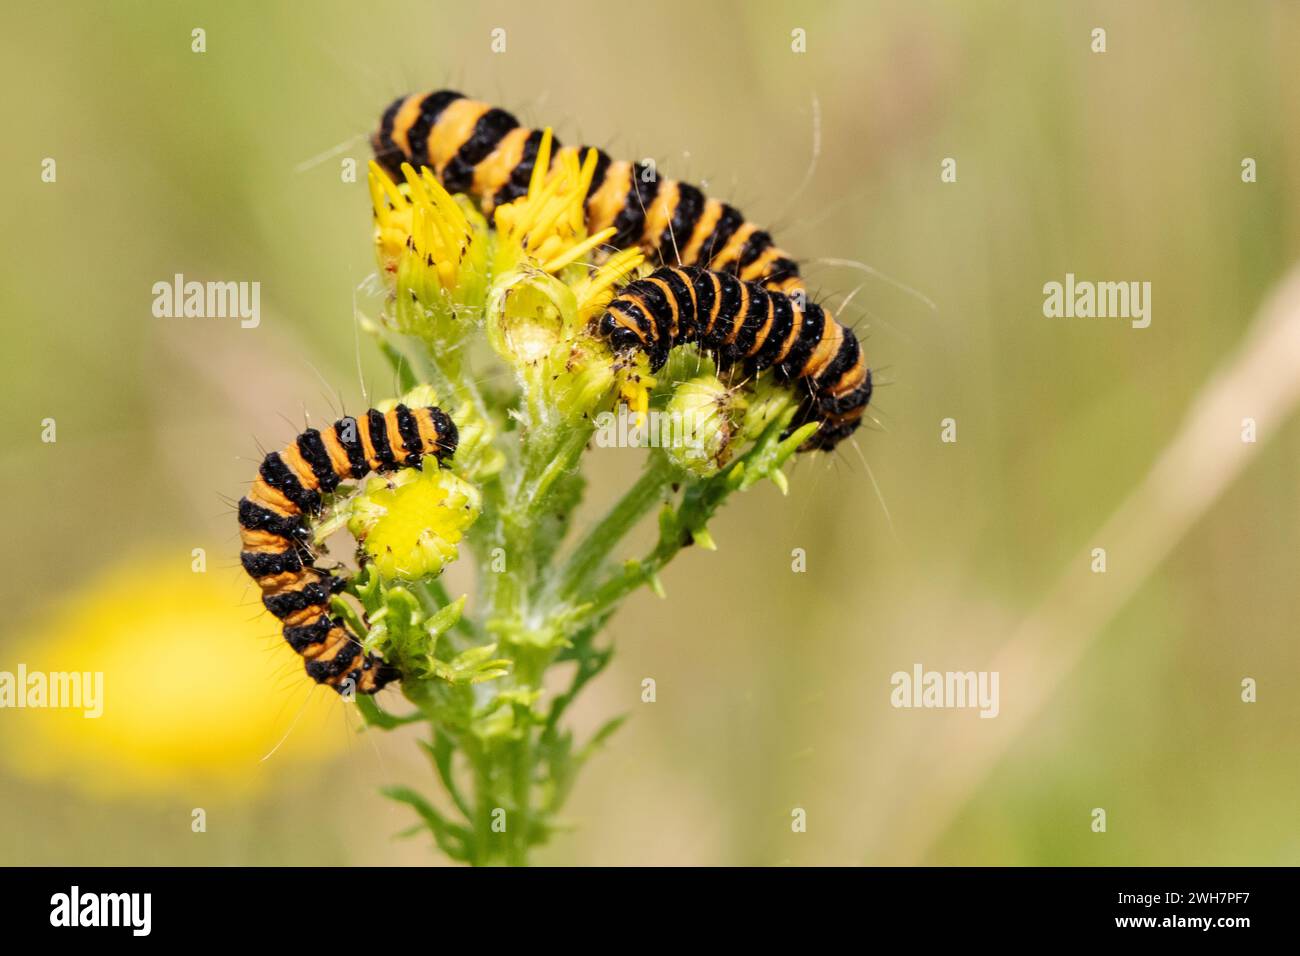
[
  {"left": 238, "top": 404, "right": 458, "bottom": 694},
  {"left": 596, "top": 267, "right": 871, "bottom": 451},
  {"left": 373, "top": 91, "right": 804, "bottom": 293}
]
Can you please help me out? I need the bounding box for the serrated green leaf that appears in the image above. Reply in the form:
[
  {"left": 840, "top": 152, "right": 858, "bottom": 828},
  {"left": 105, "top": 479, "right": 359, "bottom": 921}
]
[
  {"left": 468, "top": 667, "right": 511, "bottom": 683},
  {"left": 419, "top": 732, "right": 474, "bottom": 822},
  {"left": 577, "top": 714, "right": 628, "bottom": 762},
  {"left": 690, "top": 526, "right": 717, "bottom": 550},
  {"left": 424, "top": 595, "right": 466, "bottom": 640},
  {"left": 355, "top": 693, "right": 424, "bottom": 730},
  {"left": 381, "top": 785, "right": 471, "bottom": 861}
]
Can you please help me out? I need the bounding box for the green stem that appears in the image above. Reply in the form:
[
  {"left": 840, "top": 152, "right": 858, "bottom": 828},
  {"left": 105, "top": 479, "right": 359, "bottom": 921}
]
[
  {"left": 377, "top": 338, "right": 421, "bottom": 393},
  {"left": 573, "top": 444, "right": 759, "bottom": 625},
  {"left": 468, "top": 417, "right": 592, "bottom": 864},
  {"left": 461, "top": 735, "right": 497, "bottom": 865},
  {"left": 547, "top": 449, "right": 677, "bottom": 603},
  {"left": 484, "top": 420, "right": 591, "bottom": 621},
  {"left": 373, "top": 302, "right": 804, "bottom": 866},
  {"left": 508, "top": 737, "right": 530, "bottom": 866},
  {"left": 431, "top": 728, "right": 475, "bottom": 822},
  {"left": 521, "top": 423, "right": 592, "bottom": 513}
]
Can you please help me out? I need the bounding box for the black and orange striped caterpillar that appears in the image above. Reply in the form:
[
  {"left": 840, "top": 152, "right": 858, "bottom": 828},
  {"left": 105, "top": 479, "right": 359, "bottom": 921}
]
[
  {"left": 373, "top": 90, "right": 804, "bottom": 293},
  {"left": 238, "top": 404, "right": 458, "bottom": 694},
  {"left": 596, "top": 267, "right": 871, "bottom": 450}
]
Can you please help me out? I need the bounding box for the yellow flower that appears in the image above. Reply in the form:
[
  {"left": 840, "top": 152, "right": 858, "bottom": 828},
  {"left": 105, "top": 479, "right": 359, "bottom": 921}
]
[
  {"left": 372, "top": 130, "right": 653, "bottom": 424},
  {"left": 492, "top": 129, "right": 615, "bottom": 278},
  {"left": 573, "top": 247, "right": 646, "bottom": 326},
  {"left": 0, "top": 558, "right": 345, "bottom": 797},
  {"left": 347, "top": 462, "right": 482, "bottom": 582},
  {"left": 368, "top": 160, "right": 490, "bottom": 346}
]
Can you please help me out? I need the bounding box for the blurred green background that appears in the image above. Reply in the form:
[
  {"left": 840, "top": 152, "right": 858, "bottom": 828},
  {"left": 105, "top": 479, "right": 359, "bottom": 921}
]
[{"left": 1, "top": 0, "right": 1297, "bottom": 865}]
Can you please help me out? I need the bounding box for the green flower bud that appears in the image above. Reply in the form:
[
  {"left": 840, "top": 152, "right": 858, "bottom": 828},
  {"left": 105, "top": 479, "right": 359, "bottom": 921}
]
[
  {"left": 739, "top": 372, "right": 797, "bottom": 442},
  {"left": 663, "top": 375, "right": 742, "bottom": 477}
]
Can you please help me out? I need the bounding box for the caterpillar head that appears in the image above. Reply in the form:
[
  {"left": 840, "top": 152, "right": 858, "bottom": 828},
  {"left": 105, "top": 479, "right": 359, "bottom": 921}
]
[{"left": 419, "top": 406, "right": 459, "bottom": 463}]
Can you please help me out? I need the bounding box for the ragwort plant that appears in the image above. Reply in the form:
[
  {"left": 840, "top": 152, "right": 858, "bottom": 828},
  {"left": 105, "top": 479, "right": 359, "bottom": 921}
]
[{"left": 337, "top": 133, "right": 814, "bottom": 865}]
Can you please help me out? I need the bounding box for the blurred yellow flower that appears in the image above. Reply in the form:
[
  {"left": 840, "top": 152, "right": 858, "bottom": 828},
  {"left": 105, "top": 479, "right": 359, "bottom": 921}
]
[
  {"left": 0, "top": 557, "right": 348, "bottom": 797},
  {"left": 347, "top": 463, "right": 482, "bottom": 582}
]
